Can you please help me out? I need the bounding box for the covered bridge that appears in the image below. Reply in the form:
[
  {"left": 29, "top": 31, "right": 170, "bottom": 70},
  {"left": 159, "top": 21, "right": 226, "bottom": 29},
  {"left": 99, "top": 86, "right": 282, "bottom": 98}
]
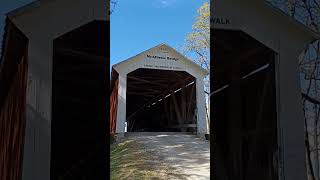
[
  {"left": 212, "top": 0, "right": 320, "bottom": 180},
  {"left": 0, "top": 0, "right": 108, "bottom": 179},
  {"left": 110, "top": 44, "right": 209, "bottom": 137}
]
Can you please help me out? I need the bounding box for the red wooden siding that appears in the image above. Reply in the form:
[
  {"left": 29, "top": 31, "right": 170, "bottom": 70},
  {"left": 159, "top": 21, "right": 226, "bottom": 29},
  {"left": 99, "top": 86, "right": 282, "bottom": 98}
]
[
  {"left": 0, "top": 49, "right": 28, "bottom": 180},
  {"left": 0, "top": 18, "right": 28, "bottom": 180},
  {"left": 110, "top": 78, "right": 119, "bottom": 133}
]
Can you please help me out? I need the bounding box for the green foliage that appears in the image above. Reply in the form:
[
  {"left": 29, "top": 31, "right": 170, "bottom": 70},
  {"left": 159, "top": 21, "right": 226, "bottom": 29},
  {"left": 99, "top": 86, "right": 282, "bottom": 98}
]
[{"left": 184, "top": 1, "right": 210, "bottom": 71}]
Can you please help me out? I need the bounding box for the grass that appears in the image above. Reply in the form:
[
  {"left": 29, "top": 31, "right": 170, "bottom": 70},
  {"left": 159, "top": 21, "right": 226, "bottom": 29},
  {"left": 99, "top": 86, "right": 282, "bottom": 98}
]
[{"left": 110, "top": 139, "right": 177, "bottom": 180}]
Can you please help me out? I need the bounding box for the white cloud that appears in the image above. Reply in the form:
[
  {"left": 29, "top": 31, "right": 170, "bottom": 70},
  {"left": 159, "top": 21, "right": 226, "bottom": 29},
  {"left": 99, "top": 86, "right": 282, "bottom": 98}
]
[{"left": 155, "top": 0, "right": 177, "bottom": 8}]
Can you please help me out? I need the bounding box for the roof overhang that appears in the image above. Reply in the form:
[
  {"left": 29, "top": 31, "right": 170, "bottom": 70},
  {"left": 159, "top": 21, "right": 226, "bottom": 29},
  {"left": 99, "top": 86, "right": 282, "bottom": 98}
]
[
  {"left": 112, "top": 43, "right": 209, "bottom": 78},
  {"left": 5, "top": 0, "right": 108, "bottom": 40},
  {"left": 212, "top": 0, "right": 319, "bottom": 54}
]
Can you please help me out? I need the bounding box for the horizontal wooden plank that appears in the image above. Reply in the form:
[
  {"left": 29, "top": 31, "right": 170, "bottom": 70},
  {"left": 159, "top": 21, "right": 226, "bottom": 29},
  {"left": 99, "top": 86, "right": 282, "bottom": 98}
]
[{"left": 169, "top": 124, "right": 197, "bottom": 128}]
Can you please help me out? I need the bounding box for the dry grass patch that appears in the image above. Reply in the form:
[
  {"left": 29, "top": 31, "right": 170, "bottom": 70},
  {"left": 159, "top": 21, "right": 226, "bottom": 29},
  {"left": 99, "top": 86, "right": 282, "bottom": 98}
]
[{"left": 110, "top": 139, "right": 185, "bottom": 180}]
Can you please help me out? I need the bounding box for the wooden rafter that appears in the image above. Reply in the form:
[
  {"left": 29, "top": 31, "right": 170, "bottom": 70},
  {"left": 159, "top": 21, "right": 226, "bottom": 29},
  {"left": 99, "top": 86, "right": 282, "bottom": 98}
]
[
  {"left": 128, "top": 76, "right": 168, "bottom": 87},
  {"left": 127, "top": 89, "right": 162, "bottom": 96},
  {"left": 170, "top": 124, "right": 197, "bottom": 128},
  {"left": 181, "top": 87, "right": 186, "bottom": 121},
  {"left": 171, "top": 91, "right": 183, "bottom": 125},
  {"left": 186, "top": 84, "right": 195, "bottom": 122},
  {"left": 56, "top": 48, "right": 105, "bottom": 61},
  {"left": 126, "top": 76, "right": 194, "bottom": 121},
  {"left": 127, "top": 92, "right": 156, "bottom": 97},
  {"left": 163, "top": 97, "right": 170, "bottom": 127},
  {"left": 173, "top": 71, "right": 184, "bottom": 78}
]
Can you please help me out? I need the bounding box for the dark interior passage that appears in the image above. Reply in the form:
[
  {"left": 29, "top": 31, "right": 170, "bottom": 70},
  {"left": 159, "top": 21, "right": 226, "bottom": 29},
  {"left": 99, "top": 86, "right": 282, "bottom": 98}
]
[
  {"left": 51, "top": 20, "right": 108, "bottom": 179},
  {"left": 126, "top": 68, "right": 197, "bottom": 133},
  {"left": 212, "top": 30, "right": 278, "bottom": 180}
]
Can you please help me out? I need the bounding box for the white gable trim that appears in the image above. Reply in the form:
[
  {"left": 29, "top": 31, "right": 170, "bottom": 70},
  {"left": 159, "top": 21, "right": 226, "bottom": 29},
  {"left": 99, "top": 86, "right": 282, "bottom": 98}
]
[
  {"left": 212, "top": 0, "right": 319, "bottom": 54},
  {"left": 7, "top": 0, "right": 107, "bottom": 40},
  {"left": 113, "top": 44, "right": 209, "bottom": 78}
]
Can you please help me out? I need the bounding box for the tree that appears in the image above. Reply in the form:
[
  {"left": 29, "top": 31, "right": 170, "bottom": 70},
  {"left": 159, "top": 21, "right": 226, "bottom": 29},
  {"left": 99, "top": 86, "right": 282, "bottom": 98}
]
[
  {"left": 110, "top": 0, "right": 117, "bottom": 15},
  {"left": 184, "top": 1, "right": 210, "bottom": 71},
  {"left": 184, "top": 1, "right": 210, "bottom": 129}
]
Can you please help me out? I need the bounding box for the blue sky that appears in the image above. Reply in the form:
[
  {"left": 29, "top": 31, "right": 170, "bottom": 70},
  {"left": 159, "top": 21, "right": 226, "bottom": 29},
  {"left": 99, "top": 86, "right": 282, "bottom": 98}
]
[
  {"left": 0, "top": 0, "right": 35, "bottom": 57},
  {"left": 110, "top": 0, "right": 207, "bottom": 66}
]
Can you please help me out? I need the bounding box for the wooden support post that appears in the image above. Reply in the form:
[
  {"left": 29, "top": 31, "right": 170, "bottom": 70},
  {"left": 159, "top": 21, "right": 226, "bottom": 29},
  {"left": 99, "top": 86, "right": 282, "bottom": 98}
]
[
  {"left": 171, "top": 91, "right": 184, "bottom": 131},
  {"left": 186, "top": 84, "right": 195, "bottom": 123},
  {"left": 163, "top": 97, "right": 170, "bottom": 129},
  {"left": 181, "top": 87, "right": 187, "bottom": 132},
  {"left": 253, "top": 68, "right": 273, "bottom": 177},
  {"left": 256, "top": 70, "right": 271, "bottom": 128},
  {"left": 169, "top": 98, "right": 174, "bottom": 128},
  {"left": 227, "top": 62, "right": 242, "bottom": 179}
]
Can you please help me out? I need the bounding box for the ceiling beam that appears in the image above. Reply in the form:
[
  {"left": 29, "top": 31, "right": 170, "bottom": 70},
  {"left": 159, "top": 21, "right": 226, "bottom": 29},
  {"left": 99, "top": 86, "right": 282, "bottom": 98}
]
[
  {"left": 127, "top": 76, "right": 168, "bottom": 87},
  {"left": 127, "top": 92, "right": 155, "bottom": 97},
  {"left": 55, "top": 48, "right": 106, "bottom": 61}
]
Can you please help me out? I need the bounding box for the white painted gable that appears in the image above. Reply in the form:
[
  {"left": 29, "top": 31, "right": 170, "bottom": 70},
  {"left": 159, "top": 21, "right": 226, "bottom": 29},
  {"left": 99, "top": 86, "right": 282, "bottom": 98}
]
[
  {"left": 212, "top": 0, "right": 319, "bottom": 54},
  {"left": 113, "top": 44, "right": 209, "bottom": 78},
  {"left": 7, "top": 0, "right": 107, "bottom": 40}
]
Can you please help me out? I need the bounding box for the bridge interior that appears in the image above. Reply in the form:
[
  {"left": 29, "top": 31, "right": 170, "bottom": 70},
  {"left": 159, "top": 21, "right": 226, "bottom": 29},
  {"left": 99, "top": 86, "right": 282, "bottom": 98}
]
[
  {"left": 126, "top": 68, "right": 197, "bottom": 133},
  {"left": 51, "top": 20, "right": 108, "bottom": 179},
  {"left": 212, "top": 29, "right": 278, "bottom": 180}
]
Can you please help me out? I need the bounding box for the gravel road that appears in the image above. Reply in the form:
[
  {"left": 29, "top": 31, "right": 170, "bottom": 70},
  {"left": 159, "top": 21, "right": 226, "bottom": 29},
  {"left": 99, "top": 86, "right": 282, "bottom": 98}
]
[{"left": 125, "top": 132, "right": 210, "bottom": 180}]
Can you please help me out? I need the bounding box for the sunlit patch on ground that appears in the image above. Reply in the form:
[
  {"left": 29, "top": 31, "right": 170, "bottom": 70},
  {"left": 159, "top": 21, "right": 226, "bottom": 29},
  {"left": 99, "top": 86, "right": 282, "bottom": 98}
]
[
  {"left": 110, "top": 139, "right": 185, "bottom": 180},
  {"left": 111, "top": 133, "right": 210, "bottom": 180}
]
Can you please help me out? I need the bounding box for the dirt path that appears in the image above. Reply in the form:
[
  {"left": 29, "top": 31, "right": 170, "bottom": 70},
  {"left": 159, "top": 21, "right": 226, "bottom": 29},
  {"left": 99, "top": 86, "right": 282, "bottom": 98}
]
[{"left": 125, "top": 132, "right": 210, "bottom": 180}]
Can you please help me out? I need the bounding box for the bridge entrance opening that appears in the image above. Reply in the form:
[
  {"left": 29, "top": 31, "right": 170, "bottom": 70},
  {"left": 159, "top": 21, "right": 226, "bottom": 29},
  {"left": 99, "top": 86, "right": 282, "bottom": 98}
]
[
  {"left": 51, "top": 20, "right": 108, "bottom": 179},
  {"left": 126, "top": 68, "right": 197, "bottom": 133},
  {"left": 212, "top": 30, "right": 278, "bottom": 180}
]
